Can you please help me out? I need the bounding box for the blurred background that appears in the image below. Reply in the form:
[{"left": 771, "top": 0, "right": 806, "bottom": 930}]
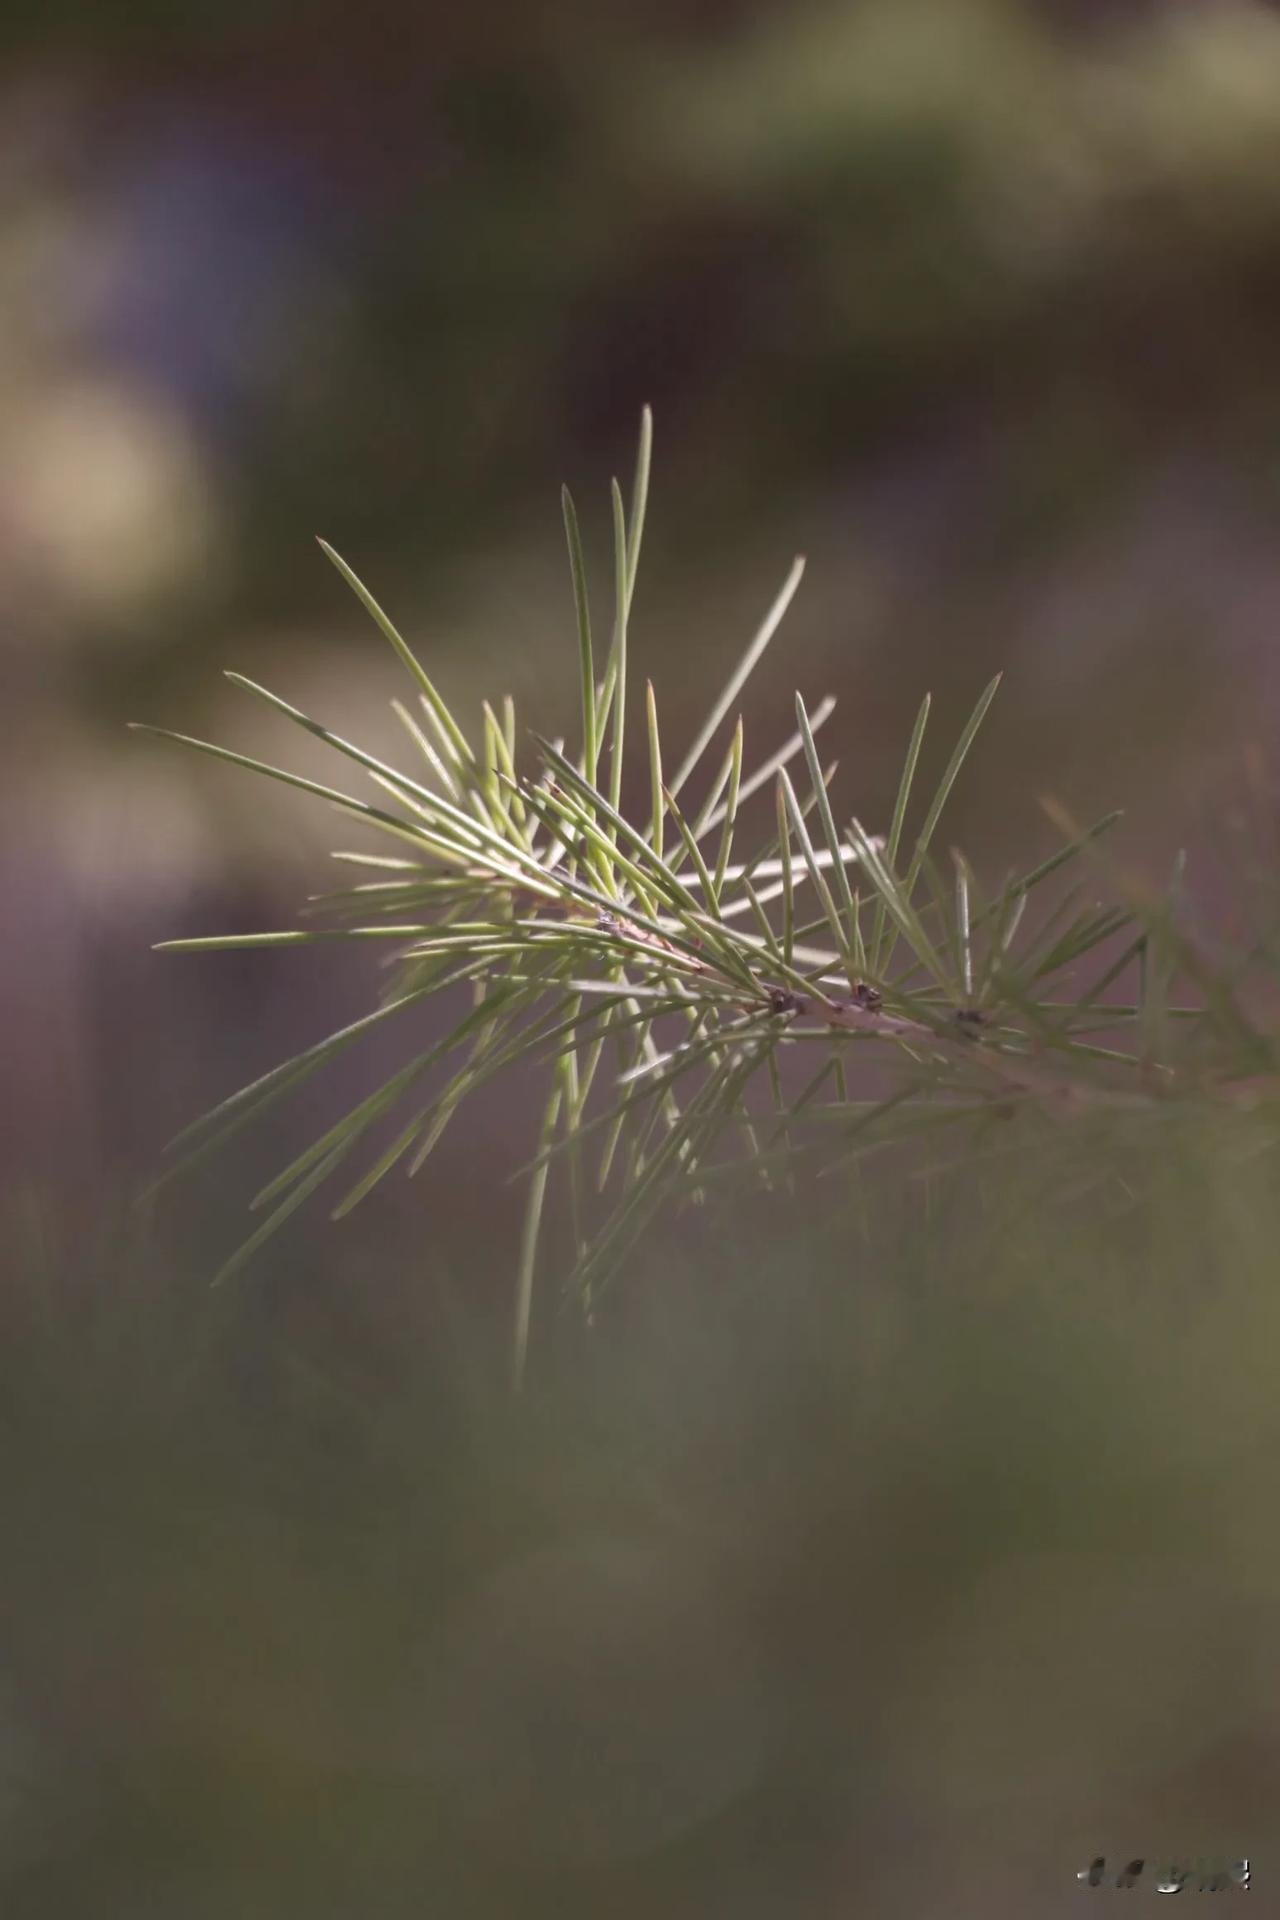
[{"left": 3, "top": 0, "right": 1280, "bottom": 1911}]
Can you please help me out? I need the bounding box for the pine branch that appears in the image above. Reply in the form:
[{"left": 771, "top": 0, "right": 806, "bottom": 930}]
[{"left": 134, "top": 410, "right": 1268, "bottom": 1375}]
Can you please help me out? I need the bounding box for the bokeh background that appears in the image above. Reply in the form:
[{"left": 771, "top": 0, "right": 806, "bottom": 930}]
[{"left": 3, "top": 0, "right": 1280, "bottom": 1911}]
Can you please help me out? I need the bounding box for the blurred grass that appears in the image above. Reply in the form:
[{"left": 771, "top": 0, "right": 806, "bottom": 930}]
[{"left": 2, "top": 1101, "right": 1277, "bottom": 1914}]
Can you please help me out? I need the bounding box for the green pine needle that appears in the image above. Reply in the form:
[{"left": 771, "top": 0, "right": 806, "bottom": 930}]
[{"left": 134, "top": 411, "right": 1237, "bottom": 1377}]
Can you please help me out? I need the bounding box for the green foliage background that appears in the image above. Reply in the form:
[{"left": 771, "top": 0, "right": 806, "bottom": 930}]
[{"left": 5, "top": 1119, "right": 1277, "bottom": 1913}]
